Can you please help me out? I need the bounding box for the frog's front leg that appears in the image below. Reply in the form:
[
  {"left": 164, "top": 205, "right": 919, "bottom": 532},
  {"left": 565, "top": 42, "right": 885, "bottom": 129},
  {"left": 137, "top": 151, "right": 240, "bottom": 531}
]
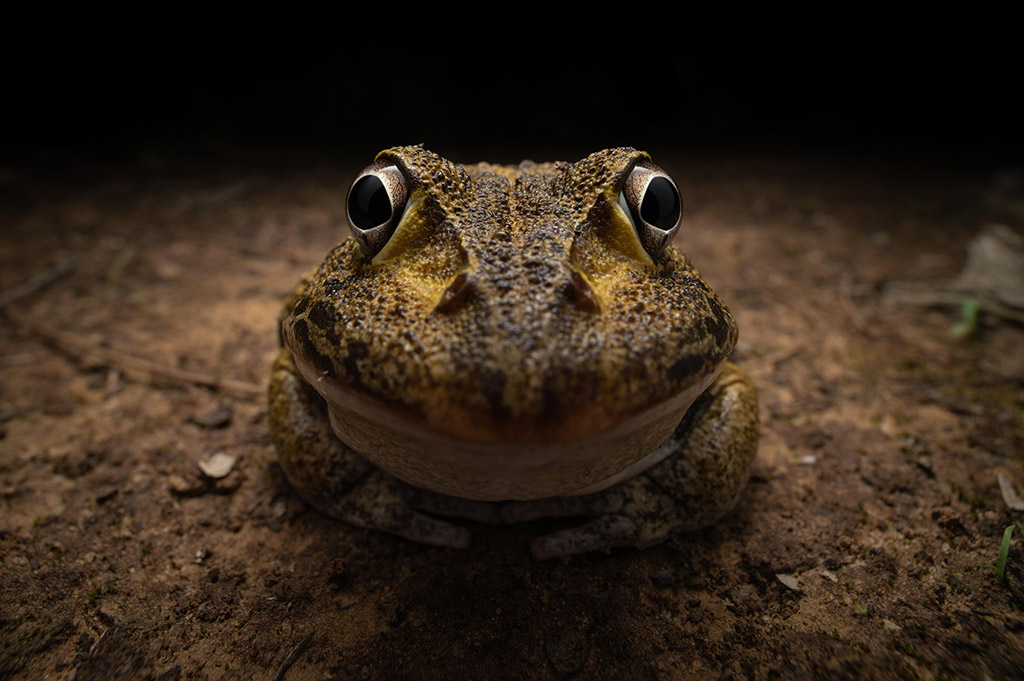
[
  {"left": 503, "top": 362, "right": 759, "bottom": 560},
  {"left": 268, "top": 347, "right": 475, "bottom": 549}
]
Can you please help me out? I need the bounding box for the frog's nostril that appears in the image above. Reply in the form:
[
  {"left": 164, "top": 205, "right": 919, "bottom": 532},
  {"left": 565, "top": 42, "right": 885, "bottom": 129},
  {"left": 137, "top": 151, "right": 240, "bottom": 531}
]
[
  {"left": 435, "top": 272, "right": 476, "bottom": 314},
  {"left": 562, "top": 269, "right": 599, "bottom": 312}
]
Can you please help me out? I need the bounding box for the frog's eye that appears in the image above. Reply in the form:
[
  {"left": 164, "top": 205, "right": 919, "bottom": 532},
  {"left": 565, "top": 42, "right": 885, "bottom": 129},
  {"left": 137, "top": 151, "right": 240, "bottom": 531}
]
[
  {"left": 346, "top": 162, "right": 409, "bottom": 257},
  {"left": 619, "top": 162, "right": 682, "bottom": 257}
]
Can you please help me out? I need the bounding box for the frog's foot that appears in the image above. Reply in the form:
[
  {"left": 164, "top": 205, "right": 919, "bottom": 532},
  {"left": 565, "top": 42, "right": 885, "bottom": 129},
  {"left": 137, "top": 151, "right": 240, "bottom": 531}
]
[
  {"left": 333, "top": 471, "right": 473, "bottom": 549},
  {"left": 504, "top": 362, "right": 759, "bottom": 560},
  {"left": 501, "top": 478, "right": 677, "bottom": 560},
  {"left": 506, "top": 474, "right": 733, "bottom": 561},
  {"left": 531, "top": 516, "right": 640, "bottom": 560},
  {"left": 270, "top": 347, "right": 472, "bottom": 549}
]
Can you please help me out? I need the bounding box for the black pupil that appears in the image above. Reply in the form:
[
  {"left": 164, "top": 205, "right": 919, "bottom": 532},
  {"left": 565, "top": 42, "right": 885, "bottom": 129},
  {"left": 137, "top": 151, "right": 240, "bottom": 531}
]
[
  {"left": 640, "top": 177, "right": 680, "bottom": 231},
  {"left": 348, "top": 175, "right": 392, "bottom": 229}
]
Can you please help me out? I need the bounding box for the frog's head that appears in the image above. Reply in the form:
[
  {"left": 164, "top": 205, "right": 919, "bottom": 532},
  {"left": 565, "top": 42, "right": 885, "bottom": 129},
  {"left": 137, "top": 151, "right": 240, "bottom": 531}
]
[{"left": 281, "top": 146, "right": 737, "bottom": 499}]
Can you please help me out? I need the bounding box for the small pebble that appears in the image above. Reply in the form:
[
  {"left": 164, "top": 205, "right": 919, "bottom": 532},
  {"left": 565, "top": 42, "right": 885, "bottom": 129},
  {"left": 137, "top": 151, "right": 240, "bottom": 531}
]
[
  {"left": 997, "top": 472, "right": 1024, "bottom": 511},
  {"left": 189, "top": 403, "right": 233, "bottom": 429},
  {"left": 776, "top": 574, "right": 800, "bottom": 591},
  {"left": 198, "top": 453, "right": 237, "bottom": 479}
]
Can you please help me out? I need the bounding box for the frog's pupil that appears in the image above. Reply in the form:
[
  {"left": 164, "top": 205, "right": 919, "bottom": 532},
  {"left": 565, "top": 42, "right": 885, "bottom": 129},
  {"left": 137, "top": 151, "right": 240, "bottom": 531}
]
[
  {"left": 640, "top": 177, "right": 680, "bottom": 231},
  {"left": 349, "top": 175, "right": 392, "bottom": 229}
]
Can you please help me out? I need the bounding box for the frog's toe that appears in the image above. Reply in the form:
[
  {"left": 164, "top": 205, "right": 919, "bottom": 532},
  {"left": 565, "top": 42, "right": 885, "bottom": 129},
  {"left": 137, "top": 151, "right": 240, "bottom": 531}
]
[
  {"left": 331, "top": 471, "right": 472, "bottom": 549},
  {"left": 530, "top": 515, "right": 640, "bottom": 560},
  {"left": 363, "top": 503, "right": 472, "bottom": 549}
]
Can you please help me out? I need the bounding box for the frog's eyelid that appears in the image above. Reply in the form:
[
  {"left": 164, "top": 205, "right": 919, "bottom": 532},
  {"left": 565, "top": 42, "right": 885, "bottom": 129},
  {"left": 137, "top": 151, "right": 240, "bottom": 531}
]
[
  {"left": 346, "top": 163, "right": 409, "bottom": 257},
  {"left": 619, "top": 163, "right": 683, "bottom": 257}
]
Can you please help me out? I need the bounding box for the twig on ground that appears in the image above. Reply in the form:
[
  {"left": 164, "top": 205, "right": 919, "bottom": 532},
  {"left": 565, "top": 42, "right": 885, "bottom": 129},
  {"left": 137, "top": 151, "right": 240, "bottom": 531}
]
[
  {"left": 1, "top": 260, "right": 264, "bottom": 399},
  {"left": 746, "top": 343, "right": 806, "bottom": 374},
  {"left": 5, "top": 305, "right": 265, "bottom": 398},
  {"left": 0, "top": 257, "right": 78, "bottom": 309},
  {"left": 272, "top": 633, "right": 313, "bottom": 681}
]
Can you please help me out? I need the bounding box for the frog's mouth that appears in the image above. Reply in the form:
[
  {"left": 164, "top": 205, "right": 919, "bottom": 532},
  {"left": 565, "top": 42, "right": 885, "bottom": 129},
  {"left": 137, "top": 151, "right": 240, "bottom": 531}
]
[{"left": 290, "top": 349, "right": 725, "bottom": 501}]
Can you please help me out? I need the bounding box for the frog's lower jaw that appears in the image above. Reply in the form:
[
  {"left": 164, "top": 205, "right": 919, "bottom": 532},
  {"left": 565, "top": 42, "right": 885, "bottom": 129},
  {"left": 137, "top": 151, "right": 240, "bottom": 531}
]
[
  {"left": 293, "top": 351, "right": 726, "bottom": 501},
  {"left": 568, "top": 430, "right": 686, "bottom": 495}
]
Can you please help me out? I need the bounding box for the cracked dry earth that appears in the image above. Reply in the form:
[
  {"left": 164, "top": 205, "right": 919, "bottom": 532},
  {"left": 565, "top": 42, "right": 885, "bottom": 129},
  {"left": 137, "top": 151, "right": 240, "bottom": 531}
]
[{"left": 1, "top": 151, "right": 1022, "bottom": 680}]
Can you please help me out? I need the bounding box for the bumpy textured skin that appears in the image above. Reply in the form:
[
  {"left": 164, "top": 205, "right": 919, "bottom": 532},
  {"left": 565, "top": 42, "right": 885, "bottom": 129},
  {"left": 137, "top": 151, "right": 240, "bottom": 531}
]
[
  {"left": 268, "top": 145, "right": 759, "bottom": 558},
  {"left": 281, "top": 146, "right": 735, "bottom": 440}
]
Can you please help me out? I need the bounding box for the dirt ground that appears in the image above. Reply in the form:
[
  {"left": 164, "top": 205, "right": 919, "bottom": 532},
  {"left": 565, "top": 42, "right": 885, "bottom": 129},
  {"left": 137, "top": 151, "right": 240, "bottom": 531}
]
[{"left": 1, "top": 149, "right": 1022, "bottom": 680}]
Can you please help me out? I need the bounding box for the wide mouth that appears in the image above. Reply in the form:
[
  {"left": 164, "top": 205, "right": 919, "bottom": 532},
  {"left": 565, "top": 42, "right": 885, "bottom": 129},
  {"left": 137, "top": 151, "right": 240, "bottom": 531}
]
[
  {"left": 291, "top": 347, "right": 723, "bottom": 449},
  {"left": 290, "top": 346, "right": 726, "bottom": 499}
]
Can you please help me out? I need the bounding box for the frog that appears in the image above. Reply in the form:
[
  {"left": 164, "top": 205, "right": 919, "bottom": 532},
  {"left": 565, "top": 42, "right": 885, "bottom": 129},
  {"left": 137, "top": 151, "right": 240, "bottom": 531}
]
[{"left": 268, "top": 145, "right": 759, "bottom": 560}]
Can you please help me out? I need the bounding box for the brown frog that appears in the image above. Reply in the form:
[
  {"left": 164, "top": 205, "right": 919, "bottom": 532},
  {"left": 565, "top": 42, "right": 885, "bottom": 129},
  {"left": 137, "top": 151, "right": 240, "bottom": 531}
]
[{"left": 268, "top": 145, "right": 758, "bottom": 559}]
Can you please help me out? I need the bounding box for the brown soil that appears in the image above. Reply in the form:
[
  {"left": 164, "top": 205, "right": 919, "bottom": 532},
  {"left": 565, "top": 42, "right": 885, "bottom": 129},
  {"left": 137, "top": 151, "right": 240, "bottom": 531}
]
[{"left": 1, "top": 151, "right": 1022, "bottom": 680}]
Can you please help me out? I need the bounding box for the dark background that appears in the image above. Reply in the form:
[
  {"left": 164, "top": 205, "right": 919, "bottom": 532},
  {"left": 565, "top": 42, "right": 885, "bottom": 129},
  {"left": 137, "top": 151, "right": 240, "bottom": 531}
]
[{"left": 4, "top": 16, "right": 1020, "bottom": 168}]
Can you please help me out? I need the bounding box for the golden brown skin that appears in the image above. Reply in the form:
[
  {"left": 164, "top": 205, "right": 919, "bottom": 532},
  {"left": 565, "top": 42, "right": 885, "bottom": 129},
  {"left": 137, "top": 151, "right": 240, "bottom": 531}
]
[{"left": 268, "top": 146, "right": 759, "bottom": 559}]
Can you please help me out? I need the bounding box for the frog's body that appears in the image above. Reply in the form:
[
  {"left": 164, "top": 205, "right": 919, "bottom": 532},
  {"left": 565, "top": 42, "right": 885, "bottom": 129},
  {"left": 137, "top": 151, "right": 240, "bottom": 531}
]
[{"left": 268, "top": 146, "right": 758, "bottom": 559}]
